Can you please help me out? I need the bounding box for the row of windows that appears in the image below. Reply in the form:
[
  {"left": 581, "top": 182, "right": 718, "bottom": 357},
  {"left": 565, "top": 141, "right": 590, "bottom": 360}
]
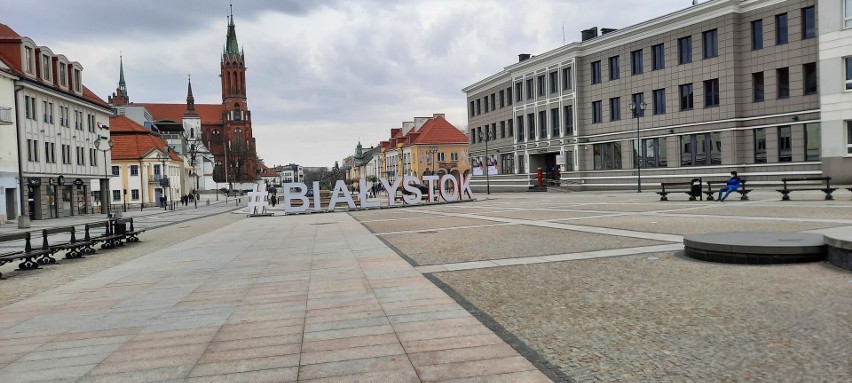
[
  {"left": 469, "top": 86, "right": 513, "bottom": 117},
  {"left": 591, "top": 29, "right": 718, "bottom": 85},
  {"left": 512, "top": 66, "right": 574, "bottom": 104},
  {"left": 22, "top": 45, "right": 82, "bottom": 92},
  {"left": 26, "top": 138, "right": 101, "bottom": 167},
  {"left": 751, "top": 7, "right": 815, "bottom": 51},
  {"left": 508, "top": 106, "right": 575, "bottom": 142},
  {"left": 23, "top": 95, "right": 98, "bottom": 132},
  {"left": 111, "top": 189, "right": 142, "bottom": 201},
  {"left": 471, "top": 119, "right": 515, "bottom": 143},
  {"left": 592, "top": 125, "right": 821, "bottom": 170}
]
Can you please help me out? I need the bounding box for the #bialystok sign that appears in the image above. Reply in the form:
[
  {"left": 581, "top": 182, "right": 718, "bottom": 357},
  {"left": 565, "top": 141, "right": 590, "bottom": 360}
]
[{"left": 282, "top": 174, "right": 475, "bottom": 214}]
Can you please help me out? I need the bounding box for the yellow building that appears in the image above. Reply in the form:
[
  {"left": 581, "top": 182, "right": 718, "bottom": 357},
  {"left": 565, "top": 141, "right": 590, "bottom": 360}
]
[{"left": 379, "top": 114, "right": 471, "bottom": 182}]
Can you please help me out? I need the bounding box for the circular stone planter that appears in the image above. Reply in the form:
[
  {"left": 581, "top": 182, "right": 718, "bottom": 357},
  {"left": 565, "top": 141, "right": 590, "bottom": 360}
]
[
  {"left": 683, "top": 232, "right": 826, "bottom": 264},
  {"left": 822, "top": 227, "right": 852, "bottom": 271}
]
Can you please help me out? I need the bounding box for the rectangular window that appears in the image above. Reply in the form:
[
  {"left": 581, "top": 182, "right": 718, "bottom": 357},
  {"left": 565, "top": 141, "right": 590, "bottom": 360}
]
[
  {"left": 803, "top": 63, "right": 817, "bottom": 95},
  {"left": 438, "top": 152, "right": 445, "bottom": 162},
  {"left": 846, "top": 57, "right": 852, "bottom": 90},
  {"left": 48, "top": 102, "right": 53, "bottom": 124},
  {"left": 704, "top": 79, "right": 720, "bottom": 107},
  {"left": 776, "top": 13, "right": 788, "bottom": 44},
  {"left": 847, "top": 121, "right": 852, "bottom": 154},
  {"left": 679, "top": 83, "right": 694, "bottom": 110},
  {"left": 653, "top": 89, "right": 666, "bottom": 115},
  {"left": 634, "top": 137, "right": 668, "bottom": 169},
  {"left": 41, "top": 55, "right": 51, "bottom": 80},
  {"left": 470, "top": 128, "right": 475, "bottom": 144},
  {"left": 33, "top": 140, "right": 38, "bottom": 162},
  {"left": 702, "top": 29, "right": 718, "bottom": 58},
  {"left": 59, "top": 64, "right": 66, "bottom": 87},
  {"left": 112, "top": 190, "right": 121, "bottom": 201},
  {"left": 451, "top": 152, "right": 458, "bottom": 161},
  {"left": 591, "top": 61, "right": 601, "bottom": 84},
  {"left": 484, "top": 96, "right": 489, "bottom": 113},
  {"left": 90, "top": 148, "right": 97, "bottom": 166},
  {"left": 631, "top": 93, "right": 645, "bottom": 117},
  {"left": 527, "top": 114, "right": 536, "bottom": 140},
  {"left": 61, "top": 144, "right": 70, "bottom": 164},
  {"left": 26, "top": 139, "right": 32, "bottom": 161},
  {"left": 777, "top": 67, "right": 790, "bottom": 98},
  {"left": 610, "top": 97, "right": 621, "bottom": 121},
  {"left": 678, "top": 37, "right": 692, "bottom": 64},
  {"left": 515, "top": 82, "right": 523, "bottom": 102},
  {"left": 778, "top": 126, "right": 792, "bottom": 162},
  {"left": 499, "top": 90, "right": 505, "bottom": 108},
  {"left": 73, "top": 69, "right": 81, "bottom": 92},
  {"left": 501, "top": 153, "right": 514, "bottom": 175},
  {"left": 538, "top": 111, "right": 547, "bottom": 139},
  {"left": 469, "top": 101, "right": 475, "bottom": 117},
  {"left": 564, "top": 105, "right": 574, "bottom": 135},
  {"left": 130, "top": 165, "right": 139, "bottom": 176},
  {"left": 680, "top": 133, "right": 721, "bottom": 166},
  {"left": 500, "top": 121, "right": 506, "bottom": 138},
  {"left": 754, "top": 128, "right": 767, "bottom": 163},
  {"left": 592, "top": 101, "right": 603, "bottom": 123},
  {"left": 24, "top": 47, "right": 34, "bottom": 73},
  {"left": 112, "top": 165, "right": 120, "bottom": 176},
  {"left": 608, "top": 56, "right": 619, "bottom": 80},
  {"left": 631, "top": 50, "right": 643, "bottom": 75},
  {"left": 846, "top": 0, "right": 852, "bottom": 28},
  {"left": 651, "top": 44, "right": 665, "bottom": 70},
  {"left": 537, "top": 75, "right": 546, "bottom": 97},
  {"left": 490, "top": 94, "right": 495, "bottom": 111},
  {"left": 551, "top": 107, "right": 560, "bottom": 137},
  {"left": 804, "top": 123, "right": 821, "bottom": 161},
  {"left": 43, "top": 100, "right": 48, "bottom": 122},
  {"left": 507, "top": 87, "right": 513, "bottom": 105},
  {"left": 592, "top": 142, "right": 622, "bottom": 170},
  {"left": 753, "top": 72, "right": 765, "bottom": 102},
  {"left": 752, "top": 20, "right": 763, "bottom": 50},
  {"left": 526, "top": 79, "right": 534, "bottom": 100},
  {"left": 801, "top": 6, "right": 815, "bottom": 39},
  {"left": 476, "top": 99, "right": 481, "bottom": 115},
  {"left": 131, "top": 189, "right": 140, "bottom": 200},
  {"left": 549, "top": 71, "right": 558, "bottom": 94},
  {"left": 517, "top": 116, "right": 524, "bottom": 141},
  {"left": 562, "top": 67, "right": 572, "bottom": 89},
  {"left": 508, "top": 118, "right": 513, "bottom": 137}
]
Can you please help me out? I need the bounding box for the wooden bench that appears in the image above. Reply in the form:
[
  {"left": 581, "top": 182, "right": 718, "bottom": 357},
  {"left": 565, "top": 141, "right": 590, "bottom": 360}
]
[
  {"left": 84, "top": 220, "right": 125, "bottom": 250},
  {"left": 657, "top": 178, "right": 703, "bottom": 201},
  {"left": 0, "top": 232, "right": 52, "bottom": 277},
  {"left": 114, "top": 218, "right": 145, "bottom": 243},
  {"left": 704, "top": 179, "right": 751, "bottom": 201},
  {"left": 41, "top": 226, "right": 92, "bottom": 261},
  {"left": 776, "top": 177, "right": 837, "bottom": 201}
]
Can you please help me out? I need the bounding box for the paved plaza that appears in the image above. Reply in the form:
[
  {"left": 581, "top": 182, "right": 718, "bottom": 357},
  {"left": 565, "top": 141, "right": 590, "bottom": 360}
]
[{"left": 0, "top": 190, "right": 850, "bottom": 382}]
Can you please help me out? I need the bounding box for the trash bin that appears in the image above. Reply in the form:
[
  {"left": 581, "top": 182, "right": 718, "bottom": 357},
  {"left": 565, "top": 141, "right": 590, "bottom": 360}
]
[
  {"left": 689, "top": 178, "right": 703, "bottom": 200},
  {"left": 113, "top": 220, "right": 127, "bottom": 235}
]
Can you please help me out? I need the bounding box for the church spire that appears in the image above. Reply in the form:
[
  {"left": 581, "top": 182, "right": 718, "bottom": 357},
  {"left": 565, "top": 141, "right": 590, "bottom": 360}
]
[
  {"left": 184, "top": 74, "right": 198, "bottom": 117},
  {"left": 118, "top": 55, "right": 126, "bottom": 95},
  {"left": 224, "top": 4, "right": 240, "bottom": 55}
]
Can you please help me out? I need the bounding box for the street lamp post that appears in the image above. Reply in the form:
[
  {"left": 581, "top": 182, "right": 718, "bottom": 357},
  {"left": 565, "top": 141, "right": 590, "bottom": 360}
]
[
  {"left": 628, "top": 101, "right": 648, "bottom": 193},
  {"left": 426, "top": 145, "right": 438, "bottom": 176},
  {"left": 484, "top": 130, "right": 493, "bottom": 195},
  {"left": 215, "top": 161, "right": 221, "bottom": 201},
  {"left": 94, "top": 137, "right": 114, "bottom": 215},
  {"left": 157, "top": 151, "right": 169, "bottom": 210}
]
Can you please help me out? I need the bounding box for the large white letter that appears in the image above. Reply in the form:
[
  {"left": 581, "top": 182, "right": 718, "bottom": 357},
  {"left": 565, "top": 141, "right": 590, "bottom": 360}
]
[
  {"left": 359, "top": 178, "right": 378, "bottom": 209},
  {"left": 379, "top": 177, "right": 402, "bottom": 206},
  {"left": 422, "top": 175, "right": 439, "bottom": 203},
  {"left": 459, "top": 173, "right": 475, "bottom": 200},
  {"left": 401, "top": 176, "right": 422, "bottom": 205},
  {"left": 439, "top": 175, "right": 459, "bottom": 202},
  {"left": 312, "top": 181, "right": 322, "bottom": 211},
  {"left": 282, "top": 182, "right": 309, "bottom": 213},
  {"left": 328, "top": 180, "right": 356, "bottom": 209}
]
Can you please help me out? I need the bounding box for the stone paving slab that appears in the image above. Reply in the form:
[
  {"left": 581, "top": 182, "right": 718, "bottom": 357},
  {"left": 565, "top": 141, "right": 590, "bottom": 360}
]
[
  {"left": 0, "top": 211, "right": 549, "bottom": 382},
  {"left": 570, "top": 215, "right": 845, "bottom": 236},
  {"left": 358, "top": 216, "right": 498, "bottom": 234}
]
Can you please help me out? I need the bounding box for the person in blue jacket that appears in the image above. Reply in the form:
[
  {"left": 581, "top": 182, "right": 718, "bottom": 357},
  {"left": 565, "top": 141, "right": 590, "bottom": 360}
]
[{"left": 717, "top": 171, "right": 741, "bottom": 202}]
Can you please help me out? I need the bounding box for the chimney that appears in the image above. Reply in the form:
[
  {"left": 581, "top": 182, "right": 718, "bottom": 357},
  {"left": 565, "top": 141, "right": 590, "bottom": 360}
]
[
  {"left": 581, "top": 27, "right": 598, "bottom": 41},
  {"left": 518, "top": 53, "right": 531, "bottom": 62},
  {"left": 601, "top": 28, "right": 617, "bottom": 35}
]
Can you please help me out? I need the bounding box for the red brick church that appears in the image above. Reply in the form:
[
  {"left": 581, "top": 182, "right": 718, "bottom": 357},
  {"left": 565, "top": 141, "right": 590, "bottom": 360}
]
[{"left": 108, "top": 7, "right": 258, "bottom": 187}]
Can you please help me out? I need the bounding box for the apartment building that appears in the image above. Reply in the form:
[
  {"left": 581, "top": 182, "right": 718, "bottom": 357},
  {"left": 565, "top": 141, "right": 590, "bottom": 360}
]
[{"left": 464, "top": 0, "right": 839, "bottom": 191}]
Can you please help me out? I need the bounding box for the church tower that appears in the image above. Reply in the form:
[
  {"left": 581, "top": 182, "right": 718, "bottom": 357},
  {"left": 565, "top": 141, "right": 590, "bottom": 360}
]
[{"left": 108, "top": 55, "right": 130, "bottom": 106}]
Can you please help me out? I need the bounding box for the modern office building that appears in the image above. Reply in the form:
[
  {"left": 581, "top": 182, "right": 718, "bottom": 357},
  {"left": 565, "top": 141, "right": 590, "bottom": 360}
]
[{"left": 463, "top": 0, "right": 847, "bottom": 191}]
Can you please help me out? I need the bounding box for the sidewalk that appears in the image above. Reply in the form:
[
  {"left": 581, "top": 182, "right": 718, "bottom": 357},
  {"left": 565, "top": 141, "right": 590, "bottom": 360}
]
[{"left": 0, "top": 210, "right": 552, "bottom": 382}]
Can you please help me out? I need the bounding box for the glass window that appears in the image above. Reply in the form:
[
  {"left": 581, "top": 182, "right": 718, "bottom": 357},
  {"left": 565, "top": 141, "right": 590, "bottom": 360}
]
[
  {"left": 507, "top": 87, "right": 513, "bottom": 105},
  {"left": 634, "top": 138, "right": 668, "bottom": 168},
  {"left": 469, "top": 101, "right": 475, "bottom": 117},
  {"left": 778, "top": 126, "right": 792, "bottom": 162},
  {"left": 517, "top": 116, "right": 524, "bottom": 141},
  {"left": 846, "top": 0, "right": 852, "bottom": 28},
  {"left": 476, "top": 99, "right": 481, "bottom": 115},
  {"left": 754, "top": 128, "right": 767, "bottom": 163},
  {"left": 653, "top": 89, "right": 666, "bottom": 115},
  {"left": 562, "top": 67, "right": 572, "bottom": 90},
  {"left": 508, "top": 118, "right": 514, "bottom": 137},
  {"left": 592, "top": 101, "right": 602, "bottom": 123},
  {"left": 515, "top": 82, "right": 523, "bottom": 102},
  {"left": 752, "top": 20, "right": 763, "bottom": 50},
  {"left": 591, "top": 61, "right": 601, "bottom": 84},
  {"left": 652, "top": 44, "right": 665, "bottom": 70},
  {"left": 631, "top": 50, "right": 643, "bottom": 75},
  {"left": 801, "top": 7, "right": 815, "bottom": 39},
  {"left": 538, "top": 110, "right": 547, "bottom": 138},
  {"left": 753, "top": 72, "right": 765, "bottom": 102},
  {"left": 112, "top": 190, "right": 121, "bottom": 201},
  {"left": 537, "top": 75, "right": 546, "bottom": 97},
  {"left": 847, "top": 121, "right": 852, "bottom": 154},
  {"left": 777, "top": 67, "right": 790, "bottom": 98},
  {"left": 776, "top": 13, "right": 788, "bottom": 44},
  {"left": 500, "top": 121, "right": 506, "bottom": 138},
  {"left": 131, "top": 189, "right": 140, "bottom": 200},
  {"left": 593, "top": 142, "right": 622, "bottom": 170},
  {"left": 803, "top": 63, "right": 817, "bottom": 95},
  {"left": 484, "top": 97, "right": 489, "bottom": 113},
  {"left": 549, "top": 71, "right": 558, "bottom": 94},
  {"left": 564, "top": 105, "right": 574, "bottom": 135},
  {"left": 527, "top": 114, "right": 536, "bottom": 140},
  {"left": 846, "top": 57, "right": 852, "bottom": 90},
  {"left": 610, "top": 97, "right": 621, "bottom": 121},
  {"left": 551, "top": 107, "right": 560, "bottom": 137},
  {"left": 526, "top": 79, "right": 534, "bottom": 100},
  {"left": 680, "top": 133, "right": 719, "bottom": 166},
  {"left": 24, "top": 47, "right": 33, "bottom": 73},
  {"left": 499, "top": 90, "right": 504, "bottom": 108},
  {"left": 501, "top": 153, "right": 514, "bottom": 175},
  {"left": 704, "top": 79, "right": 720, "bottom": 107},
  {"left": 805, "top": 123, "right": 820, "bottom": 161},
  {"left": 703, "top": 29, "right": 718, "bottom": 58},
  {"left": 631, "top": 93, "right": 644, "bottom": 117},
  {"left": 678, "top": 37, "right": 692, "bottom": 64},
  {"left": 679, "top": 84, "right": 694, "bottom": 110},
  {"left": 609, "top": 56, "right": 620, "bottom": 80}
]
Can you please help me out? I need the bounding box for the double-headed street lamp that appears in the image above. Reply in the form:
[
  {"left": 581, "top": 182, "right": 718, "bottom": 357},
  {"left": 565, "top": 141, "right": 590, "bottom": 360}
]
[
  {"left": 426, "top": 145, "right": 438, "bottom": 176},
  {"left": 94, "top": 137, "right": 114, "bottom": 215},
  {"left": 484, "top": 129, "right": 493, "bottom": 195},
  {"left": 628, "top": 101, "right": 647, "bottom": 193},
  {"left": 156, "top": 151, "right": 169, "bottom": 210}
]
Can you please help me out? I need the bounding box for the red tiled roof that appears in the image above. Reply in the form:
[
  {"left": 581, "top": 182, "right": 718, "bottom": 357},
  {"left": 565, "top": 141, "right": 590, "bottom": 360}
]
[
  {"left": 110, "top": 115, "right": 153, "bottom": 134},
  {"left": 0, "top": 23, "right": 21, "bottom": 39},
  {"left": 83, "top": 86, "right": 110, "bottom": 109},
  {"left": 135, "top": 103, "right": 225, "bottom": 125},
  {"left": 411, "top": 115, "right": 468, "bottom": 145},
  {"left": 257, "top": 163, "right": 277, "bottom": 177},
  {"left": 110, "top": 115, "right": 181, "bottom": 161}
]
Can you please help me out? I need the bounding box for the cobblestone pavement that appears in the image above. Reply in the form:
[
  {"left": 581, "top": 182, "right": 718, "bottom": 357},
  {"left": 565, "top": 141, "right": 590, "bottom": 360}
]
[{"left": 355, "top": 189, "right": 852, "bottom": 382}]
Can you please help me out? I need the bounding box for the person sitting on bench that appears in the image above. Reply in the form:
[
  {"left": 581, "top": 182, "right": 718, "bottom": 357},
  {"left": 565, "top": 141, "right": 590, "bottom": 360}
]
[{"left": 717, "top": 171, "right": 741, "bottom": 202}]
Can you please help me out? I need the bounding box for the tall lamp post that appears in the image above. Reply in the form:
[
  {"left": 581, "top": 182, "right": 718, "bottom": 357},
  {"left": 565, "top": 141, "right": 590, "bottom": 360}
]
[
  {"left": 628, "top": 101, "right": 647, "bottom": 193},
  {"left": 215, "top": 161, "right": 221, "bottom": 201},
  {"left": 426, "top": 145, "right": 438, "bottom": 176},
  {"left": 484, "top": 129, "right": 493, "bottom": 195},
  {"left": 157, "top": 151, "right": 169, "bottom": 210},
  {"left": 94, "top": 137, "right": 114, "bottom": 215}
]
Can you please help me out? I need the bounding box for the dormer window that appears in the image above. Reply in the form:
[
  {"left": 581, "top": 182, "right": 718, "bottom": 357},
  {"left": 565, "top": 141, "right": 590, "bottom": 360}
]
[
  {"left": 59, "top": 64, "right": 67, "bottom": 87},
  {"left": 73, "top": 68, "right": 81, "bottom": 92},
  {"left": 41, "top": 55, "right": 51, "bottom": 81},
  {"left": 24, "top": 47, "right": 34, "bottom": 74}
]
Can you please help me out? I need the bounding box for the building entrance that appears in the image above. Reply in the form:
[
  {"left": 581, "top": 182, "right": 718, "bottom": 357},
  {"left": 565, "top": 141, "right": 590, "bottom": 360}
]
[
  {"left": 530, "top": 153, "right": 560, "bottom": 180},
  {"left": 5, "top": 188, "right": 15, "bottom": 220}
]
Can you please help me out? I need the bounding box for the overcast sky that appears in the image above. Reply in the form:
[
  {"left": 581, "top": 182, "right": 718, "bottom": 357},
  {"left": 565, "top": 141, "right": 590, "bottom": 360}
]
[{"left": 2, "top": 0, "right": 688, "bottom": 167}]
